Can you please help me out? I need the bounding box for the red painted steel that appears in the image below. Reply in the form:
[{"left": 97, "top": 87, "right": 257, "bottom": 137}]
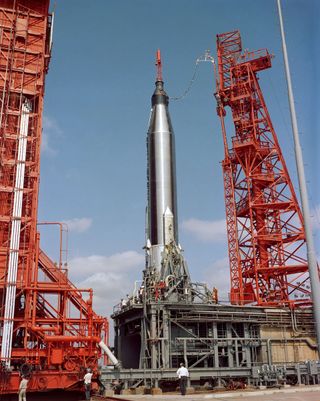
[
  {"left": 215, "top": 30, "right": 311, "bottom": 307},
  {"left": 156, "top": 49, "right": 162, "bottom": 81},
  {"left": 0, "top": 0, "right": 108, "bottom": 393}
]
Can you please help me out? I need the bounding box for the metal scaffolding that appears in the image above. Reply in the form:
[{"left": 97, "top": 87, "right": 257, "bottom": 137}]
[
  {"left": 215, "top": 31, "right": 311, "bottom": 307},
  {"left": 0, "top": 0, "right": 107, "bottom": 394}
]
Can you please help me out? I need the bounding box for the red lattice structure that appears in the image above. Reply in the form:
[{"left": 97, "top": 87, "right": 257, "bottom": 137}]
[
  {"left": 0, "top": 0, "right": 107, "bottom": 394},
  {"left": 215, "top": 30, "right": 311, "bottom": 307}
]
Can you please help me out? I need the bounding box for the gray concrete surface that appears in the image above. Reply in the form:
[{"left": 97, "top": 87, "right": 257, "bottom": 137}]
[{"left": 114, "top": 385, "right": 320, "bottom": 401}]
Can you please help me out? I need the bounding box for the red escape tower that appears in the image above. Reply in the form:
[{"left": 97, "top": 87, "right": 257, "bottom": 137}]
[
  {"left": 0, "top": 0, "right": 107, "bottom": 393},
  {"left": 215, "top": 30, "right": 311, "bottom": 307}
]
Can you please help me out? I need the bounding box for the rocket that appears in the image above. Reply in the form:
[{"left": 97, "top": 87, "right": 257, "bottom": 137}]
[{"left": 146, "top": 50, "right": 179, "bottom": 274}]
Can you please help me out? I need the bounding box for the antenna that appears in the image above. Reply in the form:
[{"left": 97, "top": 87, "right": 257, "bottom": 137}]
[{"left": 155, "top": 49, "right": 162, "bottom": 81}]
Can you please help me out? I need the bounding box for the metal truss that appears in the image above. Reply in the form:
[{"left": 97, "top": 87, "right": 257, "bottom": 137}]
[
  {"left": 0, "top": 1, "right": 107, "bottom": 393},
  {"left": 110, "top": 302, "right": 318, "bottom": 390},
  {"left": 215, "top": 30, "right": 311, "bottom": 307}
]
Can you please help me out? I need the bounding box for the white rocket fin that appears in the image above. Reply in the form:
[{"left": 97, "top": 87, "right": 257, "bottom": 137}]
[{"left": 163, "top": 207, "right": 174, "bottom": 245}]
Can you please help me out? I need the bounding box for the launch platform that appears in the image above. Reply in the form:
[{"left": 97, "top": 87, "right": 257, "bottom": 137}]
[
  {"left": 99, "top": 300, "right": 319, "bottom": 391},
  {"left": 100, "top": 43, "right": 320, "bottom": 393}
]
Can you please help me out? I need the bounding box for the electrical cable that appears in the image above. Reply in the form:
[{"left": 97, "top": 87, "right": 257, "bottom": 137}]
[
  {"left": 170, "top": 62, "right": 200, "bottom": 101},
  {"left": 170, "top": 51, "right": 215, "bottom": 101}
]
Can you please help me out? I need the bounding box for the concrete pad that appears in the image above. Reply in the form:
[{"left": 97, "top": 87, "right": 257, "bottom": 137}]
[
  {"left": 121, "top": 389, "right": 133, "bottom": 395},
  {"left": 133, "top": 386, "right": 146, "bottom": 394},
  {"left": 151, "top": 387, "right": 163, "bottom": 395},
  {"left": 115, "top": 385, "right": 320, "bottom": 401},
  {"left": 203, "top": 385, "right": 320, "bottom": 399},
  {"left": 103, "top": 389, "right": 115, "bottom": 396}
]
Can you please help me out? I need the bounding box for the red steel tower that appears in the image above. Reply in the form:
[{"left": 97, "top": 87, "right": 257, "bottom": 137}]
[
  {"left": 0, "top": 0, "right": 107, "bottom": 393},
  {"left": 215, "top": 30, "right": 311, "bottom": 307}
]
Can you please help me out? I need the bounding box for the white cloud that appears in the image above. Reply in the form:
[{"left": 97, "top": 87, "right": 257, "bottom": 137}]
[
  {"left": 68, "top": 251, "right": 144, "bottom": 318},
  {"left": 41, "top": 115, "right": 62, "bottom": 155},
  {"left": 63, "top": 217, "right": 92, "bottom": 233},
  {"left": 68, "top": 251, "right": 144, "bottom": 277},
  {"left": 77, "top": 272, "right": 133, "bottom": 317},
  {"left": 203, "top": 257, "right": 230, "bottom": 302},
  {"left": 311, "top": 204, "right": 320, "bottom": 231},
  {"left": 310, "top": 204, "right": 320, "bottom": 257},
  {"left": 182, "top": 218, "right": 227, "bottom": 243},
  {"left": 41, "top": 131, "right": 52, "bottom": 154}
]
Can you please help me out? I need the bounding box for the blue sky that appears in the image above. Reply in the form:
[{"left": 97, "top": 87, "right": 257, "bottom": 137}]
[{"left": 38, "top": 0, "right": 319, "bottom": 319}]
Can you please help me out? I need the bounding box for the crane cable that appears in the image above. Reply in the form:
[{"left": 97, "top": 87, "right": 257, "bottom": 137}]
[{"left": 170, "top": 50, "right": 215, "bottom": 101}]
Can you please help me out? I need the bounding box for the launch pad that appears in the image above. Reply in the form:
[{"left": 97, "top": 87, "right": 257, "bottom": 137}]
[
  {"left": 113, "top": 301, "right": 317, "bottom": 370},
  {"left": 0, "top": 0, "right": 318, "bottom": 396},
  {"left": 101, "top": 300, "right": 319, "bottom": 390},
  {"left": 101, "top": 36, "right": 320, "bottom": 393}
]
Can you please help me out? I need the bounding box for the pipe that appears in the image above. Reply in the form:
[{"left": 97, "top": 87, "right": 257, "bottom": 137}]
[
  {"left": 44, "top": 335, "right": 100, "bottom": 342},
  {"left": 1, "top": 101, "right": 31, "bottom": 367},
  {"left": 183, "top": 339, "right": 188, "bottom": 368},
  {"left": 272, "top": 337, "right": 318, "bottom": 350},
  {"left": 277, "top": 0, "right": 320, "bottom": 357},
  {"left": 37, "top": 222, "right": 68, "bottom": 270},
  {"left": 32, "top": 326, "right": 59, "bottom": 333},
  {"left": 267, "top": 339, "right": 272, "bottom": 365},
  {"left": 291, "top": 310, "right": 303, "bottom": 335},
  {"left": 49, "top": 10, "right": 55, "bottom": 52},
  {"left": 176, "top": 336, "right": 317, "bottom": 349},
  {"left": 99, "top": 340, "right": 120, "bottom": 368}
]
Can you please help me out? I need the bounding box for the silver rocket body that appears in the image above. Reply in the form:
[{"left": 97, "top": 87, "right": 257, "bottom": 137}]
[{"left": 147, "top": 80, "right": 178, "bottom": 272}]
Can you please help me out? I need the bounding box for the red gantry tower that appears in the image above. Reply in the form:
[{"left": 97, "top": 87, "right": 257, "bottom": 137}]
[
  {"left": 0, "top": 0, "right": 107, "bottom": 394},
  {"left": 215, "top": 30, "right": 311, "bottom": 307}
]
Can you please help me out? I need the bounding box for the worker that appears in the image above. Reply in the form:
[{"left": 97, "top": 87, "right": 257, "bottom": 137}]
[
  {"left": 121, "top": 298, "right": 127, "bottom": 307},
  {"left": 18, "top": 375, "right": 28, "bottom": 401},
  {"left": 212, "top": 287, "right": 218, "bottom": 303},
  {"left": 139, "top": 286, "right": 144, "bottom": 302},
  {"left": 83, "top": 368, "right": 93, "bottom": 400},
  {"left": 176, "top": 363, "right": 189, "bottom": 396}
]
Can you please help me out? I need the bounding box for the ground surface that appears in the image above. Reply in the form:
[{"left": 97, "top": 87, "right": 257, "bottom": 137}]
[
  {"left": 3, "top": 390, "right": 82, "bottom": 401},
  {"left": 3, "top": 386, "right": 320, "bottom": 401},
  {"left": 112, "top": 386, "right": 320, "bottom": 401}
]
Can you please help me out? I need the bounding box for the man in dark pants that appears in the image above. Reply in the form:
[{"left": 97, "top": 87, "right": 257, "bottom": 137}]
[
  {"left": 83, "top": 368, "right": 93, "bottom": 400},
  {"left": 176, "top": 363, "right": 189, "bottom": 395}
]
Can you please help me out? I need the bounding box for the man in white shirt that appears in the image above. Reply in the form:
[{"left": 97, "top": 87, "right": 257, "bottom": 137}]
[
  {"left": 84, "top": 368, "right": 93, "bottom": 400},
  {"left": 176, "top": 363, "right": 189, "bottom": 395},
  {"left": 18, "top": 376, "right": 28, "bottom": 401}
]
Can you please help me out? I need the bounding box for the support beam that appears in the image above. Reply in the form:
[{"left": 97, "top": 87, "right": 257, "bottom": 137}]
[{"left": 277, "top": 0, "right": 320, "bottom": 356}]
